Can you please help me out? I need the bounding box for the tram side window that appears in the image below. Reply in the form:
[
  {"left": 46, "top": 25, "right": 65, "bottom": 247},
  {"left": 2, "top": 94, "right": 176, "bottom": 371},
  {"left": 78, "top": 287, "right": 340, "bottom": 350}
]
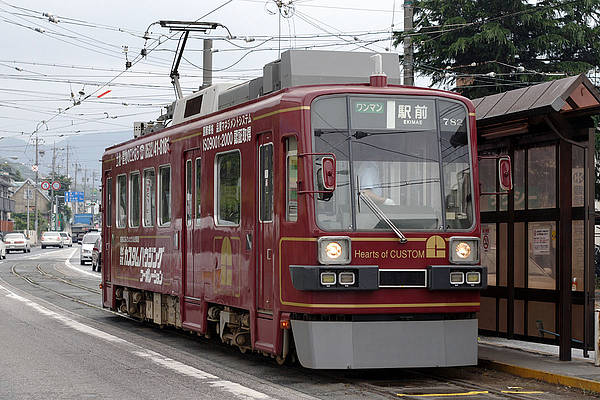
[
  {"left": 195, "top": 157, "right": 201, "bottom": 222},
  {"left": 259, "top": 143, "right": 273, "bottom": 222},
  {"left": 143, "top": 168, "right": 156, "bottom": 227},
  {"left": 216, "top": 151, "right": 241, "bottom": 225},
  {"left": 158, "top": 165, "right": 171, "bottom": 226},
  {"left": 106, "top": 177, "right": 112, "bottom": 226},
  {"left": 129, "top": 172, "right": 140, "bottom": 228},
  {"left": 116, "top": 174, "right": 127, "bottom": 228},
  {"left": 186, "top": 160, "right": 192, "bottom": 226},
  {"left": 286, "top": 136, "right": 298, "bottom": 221}
]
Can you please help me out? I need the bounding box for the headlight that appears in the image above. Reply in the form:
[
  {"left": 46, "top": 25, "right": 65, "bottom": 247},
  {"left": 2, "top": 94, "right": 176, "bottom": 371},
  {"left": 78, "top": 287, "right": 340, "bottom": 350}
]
[
  {"left": 320, "top": 272, "right": 336, "bottom": 286},
  {"left": 449, "top": 237, "right": 479, "bottom": 264},
  {"left": 338, "top": 271, "right": 355, "bottom": 286},
  {"left": 318, "top": 236, "right": 351, "bottom": 264},
  {"left": 466, "top": 271, "right": 481, "bottom": 284},
  {"left": 450, "top": 271, "right": 464, "bottom": 285},
  {"left": 325, "top": 242, "right": 342, "bottom": 259},
  {"left": 455, "top": 242, "right": 471, "bottom": 258}
]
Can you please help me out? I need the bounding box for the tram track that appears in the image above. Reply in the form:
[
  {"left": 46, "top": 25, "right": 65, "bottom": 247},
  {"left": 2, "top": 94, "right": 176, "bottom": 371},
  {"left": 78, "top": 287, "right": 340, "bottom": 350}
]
[
  {"left": 0, "top": 259, "right": 581, "bottom": 400},
  {"left": 319, "top": 370, "right": 547, "bottom": 400},
  {"left": 9, "top": 263, "right": 116, "bottom": 316},
  {"left": 35, "top": 264, "right": 101, "bottom": 295}
]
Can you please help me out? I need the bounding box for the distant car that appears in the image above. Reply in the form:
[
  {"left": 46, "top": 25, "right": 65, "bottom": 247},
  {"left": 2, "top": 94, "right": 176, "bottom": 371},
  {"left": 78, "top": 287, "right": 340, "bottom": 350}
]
[
  {"left": 0, "top": 237, "right": 6, "bottom": 259},
  {"left": 4, "top": 233, "right": 31, "bottom": 253},
  {"left": 41, "top": 231, "right": 63, "bottom": 249},
  {"left": 91, "top": 236, "right": 102, "bottom": 272},
  {"left": 59, "top": 232, "right": 73, "bottom": 247},
  {"left": 80, "top": 232, "right": 100, "bottom": 265}
]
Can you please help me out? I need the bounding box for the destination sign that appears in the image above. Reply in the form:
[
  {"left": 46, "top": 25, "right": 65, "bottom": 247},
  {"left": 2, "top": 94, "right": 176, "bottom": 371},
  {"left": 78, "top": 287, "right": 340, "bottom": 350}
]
[{"left": 350, "top": 98, "right": 436, "bottom": 131}]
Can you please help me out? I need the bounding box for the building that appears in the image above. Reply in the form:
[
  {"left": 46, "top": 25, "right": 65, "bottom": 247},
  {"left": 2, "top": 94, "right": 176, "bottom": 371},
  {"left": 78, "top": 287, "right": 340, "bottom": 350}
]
[
  {"left": 12, "top": 178, "right": 50, "bottom": 218},
  {"left": 0, "top": 172, "right": 15, "bottom": 232}
]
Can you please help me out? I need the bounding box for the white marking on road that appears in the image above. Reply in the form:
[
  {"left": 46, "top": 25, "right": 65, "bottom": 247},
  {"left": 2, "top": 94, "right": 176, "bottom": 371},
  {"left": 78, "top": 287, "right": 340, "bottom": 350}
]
[
  {"left": 63, "top": 248, "right": 98, "bottom": 278},
  {"left": 0, "top": 284, "right": 275, "bottom": 399}
]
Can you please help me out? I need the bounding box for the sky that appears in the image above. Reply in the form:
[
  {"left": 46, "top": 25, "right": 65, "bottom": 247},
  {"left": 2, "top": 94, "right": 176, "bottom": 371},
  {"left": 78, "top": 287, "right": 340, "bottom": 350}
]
[{"left": 0, "top": 0, "right": 415, "bottom": 178}]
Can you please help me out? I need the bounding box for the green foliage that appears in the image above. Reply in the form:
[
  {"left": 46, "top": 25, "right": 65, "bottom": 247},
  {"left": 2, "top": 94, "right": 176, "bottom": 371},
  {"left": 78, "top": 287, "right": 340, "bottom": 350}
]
[
  {"left": 0, "top": 162, "right": 24, "bottom": 181},
  {"left": 394, "top": 0, "right": 600, "bottom": 98},
  {"left": 12, "top": 212, "right": 48, "bottom": 233}
]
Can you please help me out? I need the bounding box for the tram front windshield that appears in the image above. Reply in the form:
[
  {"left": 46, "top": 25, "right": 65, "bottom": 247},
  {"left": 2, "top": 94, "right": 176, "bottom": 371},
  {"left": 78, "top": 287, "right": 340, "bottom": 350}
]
[{"left": 312, "top": 96, "right": 474, "bottom": 232}]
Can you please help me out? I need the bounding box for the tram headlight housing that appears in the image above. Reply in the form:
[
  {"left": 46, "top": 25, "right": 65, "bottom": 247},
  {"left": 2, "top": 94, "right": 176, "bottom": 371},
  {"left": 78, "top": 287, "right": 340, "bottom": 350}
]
[
  {"left": 449, "top": 237, "right": 480, "bottom": 264},
  {"left": 318, "top": 236, "right": 351, "bottom": 265}
]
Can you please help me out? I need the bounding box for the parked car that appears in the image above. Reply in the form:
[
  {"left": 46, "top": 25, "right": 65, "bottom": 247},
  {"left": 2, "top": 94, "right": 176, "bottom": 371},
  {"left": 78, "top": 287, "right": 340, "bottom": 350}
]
[
  {"left": 59, "top": 232, "right": 73, "bottom": 247},
  {"left": 4, "top": 233, "right": 31, "bottom": 253},
  {"left": 91, "top": 236, "right": 102, "bottom": 272},
  {"left": 0, "top": 236, "right": 6, "bottom": 259},
  {"left": 40, "top": 231, "right": 64, "bottom": 249},
  {"left": 80, "top": 231, "right": 100, "bottom": 265}
]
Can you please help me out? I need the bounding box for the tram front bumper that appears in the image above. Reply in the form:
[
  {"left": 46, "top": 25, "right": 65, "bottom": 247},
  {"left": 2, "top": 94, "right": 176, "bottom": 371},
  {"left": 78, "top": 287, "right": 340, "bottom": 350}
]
[{"left": 291, "top": 318, "right": 477, "bottom": 369}]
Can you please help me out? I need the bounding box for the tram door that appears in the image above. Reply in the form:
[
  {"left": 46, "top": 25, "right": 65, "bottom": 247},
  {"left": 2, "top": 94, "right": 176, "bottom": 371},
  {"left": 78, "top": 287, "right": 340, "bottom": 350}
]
[
  {"left": 102, "top": 170, "right": 112, "bottom": 307},
  {"left": 183, "top": 149, "right": 202, "bottom": 298},
  {"left": 257, "top": 134, "right": 274, "bottom": 311}
]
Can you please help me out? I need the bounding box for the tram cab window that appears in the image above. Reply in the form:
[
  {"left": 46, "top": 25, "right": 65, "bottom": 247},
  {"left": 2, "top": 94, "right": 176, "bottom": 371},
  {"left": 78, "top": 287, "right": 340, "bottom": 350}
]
[
  {"left": 286, "top": 136, "right": 298, "bottom": 222},
  {"left": 129, "top": 172, "right": 140, "bottom": 228},
  {"left": 216, "top": 151, "right": 241, "bottom": 225},
  {"left": 143, "top": 168, "right": 156, "bottom": 227},
  {"left": 116, "top": 174, "right": 127, "bottom": 228},
  {"left": 158, "top": 165, "right": 171, "bottom": 226}
]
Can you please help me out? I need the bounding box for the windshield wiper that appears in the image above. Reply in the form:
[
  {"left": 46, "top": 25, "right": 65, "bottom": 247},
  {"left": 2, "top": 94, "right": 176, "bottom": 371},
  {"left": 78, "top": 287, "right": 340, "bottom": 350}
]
[{"left": 358, "top": 191, "right": 407, "bottom": 243}]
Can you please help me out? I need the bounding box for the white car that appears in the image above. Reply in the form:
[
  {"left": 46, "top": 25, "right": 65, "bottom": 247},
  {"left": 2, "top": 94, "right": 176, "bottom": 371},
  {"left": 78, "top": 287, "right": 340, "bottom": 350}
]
[
  {"left": 59, "top": 232, "right": 73, "bottom": 247},
  {"left": 0, "top": 237, "right": 6, "bottom": 259},
  {"left": 41, "top": 231, "right": 63, "bottom": 249},
  {"left": 4, "top": 233, "right": 31, "bottom": 253},
  {"left": 80, "top": 232, "right": 100, "bottom": 265}
]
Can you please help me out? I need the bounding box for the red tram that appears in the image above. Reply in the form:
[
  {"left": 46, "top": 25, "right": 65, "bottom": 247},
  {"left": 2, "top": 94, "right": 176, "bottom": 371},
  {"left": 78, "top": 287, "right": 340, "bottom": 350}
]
[{"left": 101, "top": 50, "right": 491, "bottom": 369}]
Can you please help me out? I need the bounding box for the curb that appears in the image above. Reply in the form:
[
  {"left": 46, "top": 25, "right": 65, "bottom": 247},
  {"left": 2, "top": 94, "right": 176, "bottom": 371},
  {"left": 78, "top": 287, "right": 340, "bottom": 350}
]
[{"left": 479, "top": 359, "right": 600, "bottom": 394}]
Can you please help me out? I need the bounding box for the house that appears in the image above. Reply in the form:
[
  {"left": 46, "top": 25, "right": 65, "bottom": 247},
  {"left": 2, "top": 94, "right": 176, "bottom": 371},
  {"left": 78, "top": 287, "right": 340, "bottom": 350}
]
[
  {"left": 0, "top": 172, "right": 15, "bottom": 232},
  {"left": 12, "top": 179, "right": 50, "bottom": 216}
]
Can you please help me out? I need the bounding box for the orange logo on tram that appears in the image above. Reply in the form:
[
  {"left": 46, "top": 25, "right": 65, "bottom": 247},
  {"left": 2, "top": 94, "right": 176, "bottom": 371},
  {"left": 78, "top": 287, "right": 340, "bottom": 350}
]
[{"left": 426, "top": 235, "right": 446, "bottom": 258}]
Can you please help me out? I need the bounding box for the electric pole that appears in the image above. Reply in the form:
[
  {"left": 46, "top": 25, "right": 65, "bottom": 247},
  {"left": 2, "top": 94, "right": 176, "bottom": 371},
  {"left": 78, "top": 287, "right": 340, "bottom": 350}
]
[
  {"left": 33, "top": 134, "right": 39, "bottom": 241},
  {"left": 51, "top": 142, "right": 56, "bottom": 230},
  {"left": 73, "top": 163, "right": 78, "bottom": 215},
  {"left": 403, "top": 0, "right": 414, "bottom": 86}
]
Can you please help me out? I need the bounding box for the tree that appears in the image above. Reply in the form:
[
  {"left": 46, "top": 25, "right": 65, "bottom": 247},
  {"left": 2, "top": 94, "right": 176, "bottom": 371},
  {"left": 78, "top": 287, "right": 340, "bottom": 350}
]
[
  {"left": 394, "top": 0, "right": 600, "bottom": 199},
  {"left": 394, "top": 0, "right": 600, "bottom": 98},
  {"left": 12, "top": 212, "right": 48, "bottom": 233}
]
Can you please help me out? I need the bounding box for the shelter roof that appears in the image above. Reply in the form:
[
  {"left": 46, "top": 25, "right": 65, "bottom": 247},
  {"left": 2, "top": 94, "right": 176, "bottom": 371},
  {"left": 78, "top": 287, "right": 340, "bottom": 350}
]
[{"left": 473, "top": 74, "right": 600, "bottom": 125}]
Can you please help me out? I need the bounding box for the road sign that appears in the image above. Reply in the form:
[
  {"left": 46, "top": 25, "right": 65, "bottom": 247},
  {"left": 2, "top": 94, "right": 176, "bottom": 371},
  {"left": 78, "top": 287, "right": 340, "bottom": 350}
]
[
  {"left": 31, "top": 165, "right": 38, "bottom": 172},
  {"left": 51, "top": 181, "right": 61, "bottom": 191},
  {"left": 41, "top": 181, "right": 50, "bottom": 190}
]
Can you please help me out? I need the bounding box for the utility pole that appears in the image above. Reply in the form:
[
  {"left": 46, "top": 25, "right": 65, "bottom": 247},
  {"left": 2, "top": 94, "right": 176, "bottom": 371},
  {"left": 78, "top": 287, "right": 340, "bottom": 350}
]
[
  {"left": 33, "top": 135, "right": 39, "bottom": 241},
  {"left": 66, "top": 145, "right": 69, "bottom": 181},
  {"left": 26, "top": 183, "right": 30, "bottom": 236},
  {"left": 403, "top": 0, "right": 414, "bottom": 86},
  {"left": 73, "top": 163, "right": 78, "bottom": 215},
  {"left": 83, "top": 168, "right": 87, "bottom": 212},
  {"left": 51, "top": 142, "right": 56, "bottom": 230}
]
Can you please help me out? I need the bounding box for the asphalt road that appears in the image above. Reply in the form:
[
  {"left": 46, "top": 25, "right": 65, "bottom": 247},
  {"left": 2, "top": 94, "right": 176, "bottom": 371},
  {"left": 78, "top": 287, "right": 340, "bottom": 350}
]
[{"left": 0, "top": 247, "right": 596, "bottom": 400}]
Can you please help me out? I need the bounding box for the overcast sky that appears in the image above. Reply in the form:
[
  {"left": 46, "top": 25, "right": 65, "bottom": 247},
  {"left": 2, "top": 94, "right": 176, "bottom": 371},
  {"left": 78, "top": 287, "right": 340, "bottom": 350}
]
[{"left": 0, "top": 0, "right": 413, "bottom": 170}]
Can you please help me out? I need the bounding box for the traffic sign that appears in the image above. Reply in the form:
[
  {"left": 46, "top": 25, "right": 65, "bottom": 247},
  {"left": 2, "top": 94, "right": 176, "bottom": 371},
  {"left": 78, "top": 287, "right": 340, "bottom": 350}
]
[
  {"left": 41, "top": 181, "right": 50, "bottom": 190},
  {"left": 51, "top": 181, "right": 61, "bottom": 191},
  {"left": 31, "top": 165, "right": 38, "bottom": 172}
]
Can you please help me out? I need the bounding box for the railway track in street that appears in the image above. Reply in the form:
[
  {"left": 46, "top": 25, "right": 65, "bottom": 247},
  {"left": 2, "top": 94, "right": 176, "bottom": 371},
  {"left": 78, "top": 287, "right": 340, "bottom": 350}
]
[{"left": 0, "top": 253, "right": 595, "bottom": 400}]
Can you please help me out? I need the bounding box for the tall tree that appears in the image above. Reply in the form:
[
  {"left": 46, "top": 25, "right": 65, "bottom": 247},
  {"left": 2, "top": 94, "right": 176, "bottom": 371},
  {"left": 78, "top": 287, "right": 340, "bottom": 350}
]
[{"left": 394, "top": 0, "right": 600, "bottom": 98}]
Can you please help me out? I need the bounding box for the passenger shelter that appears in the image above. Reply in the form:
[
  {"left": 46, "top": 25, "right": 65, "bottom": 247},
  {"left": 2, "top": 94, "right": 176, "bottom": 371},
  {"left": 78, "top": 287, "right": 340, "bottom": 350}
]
[{"left": 473, "top": 74, "right": 600, "bottom": 360}]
